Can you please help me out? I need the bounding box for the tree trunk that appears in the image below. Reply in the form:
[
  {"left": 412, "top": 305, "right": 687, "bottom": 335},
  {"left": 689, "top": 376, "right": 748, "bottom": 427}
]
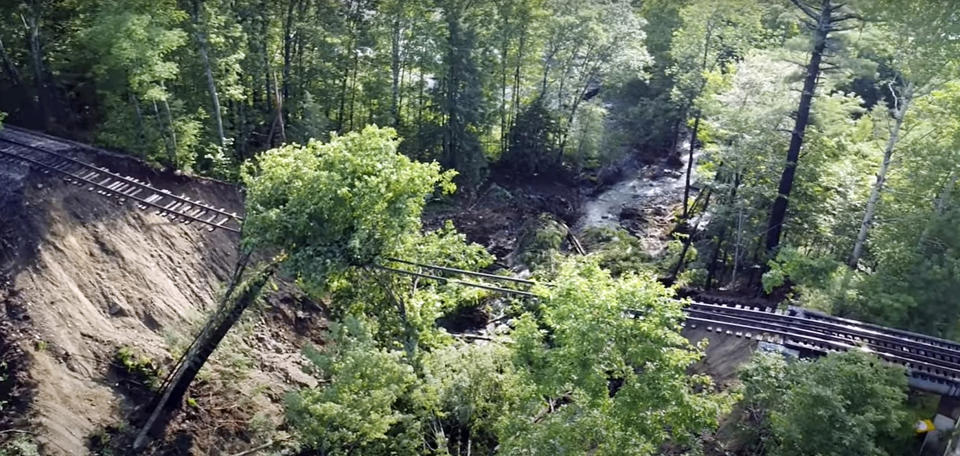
[
  {"left": 935, "top": 169, "right": 959, "bottom": 216},
  {"left": 22, "top": 7, "right": 50, "bottom": 128},
  {"left": 916, "top": 167, "right": 958, "bottom": 250},
  {"left": 849, "top": 83, "right": 912, "bottom": 268},
  {"left": 348, "top": 44, "right": 360, "bottom": 131},
  {"left": 670, "top": 188, "right": 712, "bottom": 280},
  {"left": 391, "top": 1, "right": 403, "bottom": 127},
  {"left": 705, "top": 227, "right": 727, "bottom": 290},
  {"left": 499, "top": 13, "right": 510, "bottom": 155},
  {"left": 192, "top": 0, "right": 226, "bottom": 149},
  {"left": 513, "top": 25, "right": 527, "bottom": 121},
  {"left": 151, "top": 101, "right": 173, "bottom": 158},
  {"left": 0, "top": 37, "right": 21, "bottom": 86},
  {"left": 680, "top": 23, "right": 714, "bottom": 219},
  {"left": 161, "top": 97, "right": 178, "bottom": 165},
  {"left": 764, "top": 0, "right": 833, "bottom": 253},
  {"left": 129, "top": 93, "right": 146, "bottom": 157},
  {"left": 282, "top": 0, "right": 297, "bottom": 104},
  {"left": 133, "top": 258, "right": 278, "bottom": 450},
  {"left": 682, "top": 112, "right": 701, "bottom": 219}
]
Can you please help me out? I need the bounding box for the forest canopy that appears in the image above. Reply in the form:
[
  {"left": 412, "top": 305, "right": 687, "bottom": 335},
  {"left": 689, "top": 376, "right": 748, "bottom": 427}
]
[{"left": 3, "top": 0, "right": 960, "bottom": 454}]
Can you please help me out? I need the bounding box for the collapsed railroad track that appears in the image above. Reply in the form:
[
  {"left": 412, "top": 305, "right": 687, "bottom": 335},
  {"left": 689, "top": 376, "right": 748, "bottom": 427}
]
[
  {"left": 684, "top": 301, "right": 960, "bottom": 395},
  {"left": 4, "top": 126, "right": 959, "bottom": 395},
  {"left": 0, "top": 126, "right": 243, "bottom": 233}
]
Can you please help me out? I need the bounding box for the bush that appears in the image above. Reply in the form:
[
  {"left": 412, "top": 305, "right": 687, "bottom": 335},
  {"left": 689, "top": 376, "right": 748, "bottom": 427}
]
[
  {"left": 113, "top": 346, "right": 163, "bottom": 391},
  {"left": 738, "top": 351, "right": 912, "bottom": 456},
  {"left": 580, "top": 227, "right": 654, "bottom": 276}
]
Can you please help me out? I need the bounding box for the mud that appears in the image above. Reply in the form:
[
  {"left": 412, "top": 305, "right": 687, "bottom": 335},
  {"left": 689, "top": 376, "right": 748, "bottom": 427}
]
[{"left": 0, "top": 151, "right": 322, "bottom": 455}]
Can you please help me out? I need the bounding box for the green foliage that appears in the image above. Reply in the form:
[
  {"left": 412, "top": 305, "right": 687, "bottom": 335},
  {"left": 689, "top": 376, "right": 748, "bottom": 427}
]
[
  {"left": 288, "top": 259, "right": 731, "bottom": 455},
  {"left": 323, "top": 221, "right": 494, "bottom": 349},
  {"left": 739, "top": 351, "right": 912, "bottom": 456},
  {"left": 286, "top": 316, "right": 420, "bottom": 454},
  {"left": 501, "top": 98, "right": 559, "bottom": 176},
  {"left": 580, "top": 227, "right": 654, "bottom": 276},
  {"left": 0, "top": 435, "right": 39, "bottom": 456},
  {"left": 513, "top": 214, "right": 567, "bottom": 271},
  {"left": 761, "top": 246, "right": 844, "bottom": 301},
  {"left": 113, "top": 346, "right": 163, "bottom": 390},
  {"left": 242, "top": 126, "right": 456, "bottom": 291},
  {"left": 499, "top": 259, "right": 732, "bottom": 455},
  {"left": 287, "top": 315, "right": 520, "bottom": 455},
  {"left": 82, "top": 0, "right": 187, "bottom": 102}
]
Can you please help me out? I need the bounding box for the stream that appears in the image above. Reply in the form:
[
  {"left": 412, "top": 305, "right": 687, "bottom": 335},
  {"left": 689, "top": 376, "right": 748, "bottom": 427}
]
[{"left": 575, "top": 148, "right": 698, "bottom": 253}]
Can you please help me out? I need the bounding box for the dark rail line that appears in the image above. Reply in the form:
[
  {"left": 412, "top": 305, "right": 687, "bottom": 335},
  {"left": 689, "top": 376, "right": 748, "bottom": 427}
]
[
  {"left": 683, "top": 301, "right": 960, "bottom": 394},
  {"left": 5, "top": 126, "right": 960, "bottom": 394},
  {"left": 0, "top": 128, "right": 243, "bottom": 233}
]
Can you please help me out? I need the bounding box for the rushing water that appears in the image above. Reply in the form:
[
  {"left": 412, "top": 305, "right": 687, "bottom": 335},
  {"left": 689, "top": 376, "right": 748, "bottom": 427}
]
[{"left": 576, "top": 148, "right": 696, "bottom": 232}]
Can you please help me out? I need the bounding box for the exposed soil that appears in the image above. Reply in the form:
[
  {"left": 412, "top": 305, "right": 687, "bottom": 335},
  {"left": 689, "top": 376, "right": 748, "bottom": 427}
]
[
  {"left": 428, "top": 145, "right": 696, "bottom": 269},
  {"left": 0, "top": 149, "right": 324, "bottom": 455},
  {"left": 426, "top": 172, "right": 582, "bottom": 261}
]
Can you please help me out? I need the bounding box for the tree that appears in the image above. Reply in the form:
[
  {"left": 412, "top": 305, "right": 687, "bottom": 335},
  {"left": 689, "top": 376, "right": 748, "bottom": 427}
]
[
  {"left": 848, "top": 81, "right": 960, "bottom": 335},
  {"left": 739, "top": 351, "right": 911, "bottom": 456},
  {"left": 501, "top": 97, "right": 559, "bottom": 175},
  {"left": 242, "top": 126, "right": 457, "bottom": 290},
  {"left": 765, "top": 0, "right": 861, "bottom": 253},
  {"left": 668, "top": 0, "right": 765, "bottom": 219},
  {"left": 136, "top": 126, "right": 461, "bottom": 449},
  {"left": 437, "top": 0, "right": 489, "bottom": 191},
  {"left": 847, "top": 0, "right": 960, "bottom": 268},
  {"left": 285, "top": 316, "right": 421, "bottom": 454},
  {"left": 498, "top": 259, "right": 731, "bottom": 455},
  {"left": 538, "top": 0, "right": 649, "bottom": 157},
  {"left": 82, "top": 0, "right": 193, "bottom": 167}
]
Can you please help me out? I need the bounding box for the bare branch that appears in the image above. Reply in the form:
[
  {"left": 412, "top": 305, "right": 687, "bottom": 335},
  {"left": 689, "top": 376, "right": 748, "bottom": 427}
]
[
  {"left": 830, "top": 12, "right": 862, "bottom": 23},
  {"left": 790, "top": 0, "right": 821, "bottom": 21},
  {"left": 827, "top": 23, "right": 860, "bottom": 32}
]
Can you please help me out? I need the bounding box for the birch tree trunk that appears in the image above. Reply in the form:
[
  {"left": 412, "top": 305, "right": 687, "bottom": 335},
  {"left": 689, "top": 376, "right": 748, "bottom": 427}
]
[
  {"left": 22, "top": 6, "right": 50, "bottom": 128},
  {"left": 848, "top": 82, "right": 913, "bottom": 268},
  {"left": 192, "top": 0, "right": 226, "bottom": 149}
]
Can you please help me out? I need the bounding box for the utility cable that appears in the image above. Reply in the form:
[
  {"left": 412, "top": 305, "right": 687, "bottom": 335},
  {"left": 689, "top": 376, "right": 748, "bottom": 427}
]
[
  {"left": 372, "top": 264, "right": 540, "bottom": 298},
  {"left": 384, "top": 257, "right": 542, "bottom": 286}
]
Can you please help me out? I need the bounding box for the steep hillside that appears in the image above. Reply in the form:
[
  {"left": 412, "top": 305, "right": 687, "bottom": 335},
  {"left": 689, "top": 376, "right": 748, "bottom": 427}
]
[{"left": 0, "top": 151, "right": 322, "bottom": 455}]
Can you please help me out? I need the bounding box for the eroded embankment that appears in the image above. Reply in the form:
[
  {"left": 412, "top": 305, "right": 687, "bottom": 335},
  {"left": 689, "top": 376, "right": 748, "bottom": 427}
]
[{"left": 0, "top": 151, "right": 322, "bottom": 455}]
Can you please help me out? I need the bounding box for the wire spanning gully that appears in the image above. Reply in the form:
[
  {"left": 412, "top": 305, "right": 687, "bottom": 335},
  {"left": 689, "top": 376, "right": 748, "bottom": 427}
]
[{"left": 0, "top": 126, "right": 243, "bottom": 233}]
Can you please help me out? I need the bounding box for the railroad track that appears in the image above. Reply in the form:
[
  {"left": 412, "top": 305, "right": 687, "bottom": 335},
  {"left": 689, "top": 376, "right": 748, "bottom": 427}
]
[
  {"left": 4, "top": 126, "right": 959, "bottom": 393},
  {"left": 0, "top": 126, "right": 243, "bottom": 233},
  {"left": 682, "top": 300, "right": 960, "bottom": 394}
]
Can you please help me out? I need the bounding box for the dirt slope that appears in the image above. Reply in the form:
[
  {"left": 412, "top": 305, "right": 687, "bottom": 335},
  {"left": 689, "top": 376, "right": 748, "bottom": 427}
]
[{"left": 0, "top": 152, "right": 321, "bottom": 455}]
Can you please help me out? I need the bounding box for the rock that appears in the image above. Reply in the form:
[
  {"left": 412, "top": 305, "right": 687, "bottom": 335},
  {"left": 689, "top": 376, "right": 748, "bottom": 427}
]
[
  {"left": 486, "top": 183, "right": 514, "bottom": 203},
  {"left": 597, "top": 164, "right": 624, "bottom": 187},
  {"left": 664, "top": 169, "right": 683, "bottom": 179},
  {"left": 619, "top": 206, "right": 644, "bottom": 221},
  {"left": 107, "top": 301, "right": 129, "bottom": 317}
]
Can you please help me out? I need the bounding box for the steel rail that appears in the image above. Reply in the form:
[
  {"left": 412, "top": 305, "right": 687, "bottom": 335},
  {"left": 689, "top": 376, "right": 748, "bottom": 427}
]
[
  {"left": 684, "top": 314, "right": 960, "bottom": 383},
  {"left": 795, "top": 308, "right": 960, "bottom": 352},
  {"left": 684, "top": 301, "right": 960, "bottom": 364},
  {"left": 0, "top": 143, "right": 241, "bottom": 233},
  {"left": 685, "top": 307, "right": 960, "bottom": 375},
  {"left": 0, "top": 132, "right": 242, "bottom": 230}
]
